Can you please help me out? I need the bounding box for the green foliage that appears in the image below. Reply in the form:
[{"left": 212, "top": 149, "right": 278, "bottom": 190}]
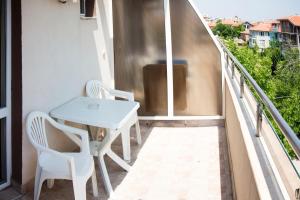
[
  {"left": 224, "top": 39, "right": 300, "bottom": 159},
  {"left": 263, "top": 41, "right": 283, "bottom": 74},
  {"left": 212, "top": 21, "right": 245, "bottom": 39},
  {"left": 272, "top": 48, "right": 300, "bottom": 136},
  {"left": 224, "top": 39, "right": 273, "bottom": 92}
]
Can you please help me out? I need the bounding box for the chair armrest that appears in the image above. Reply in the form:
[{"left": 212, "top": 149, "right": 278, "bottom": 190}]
[
  {"left": 53, "top": 122, "right": 90, "bottom": 155},
  {"left": 108, "top": 89, "right": 134, "bottom": 101}
]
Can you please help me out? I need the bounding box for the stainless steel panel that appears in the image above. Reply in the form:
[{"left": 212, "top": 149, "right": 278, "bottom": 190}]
[
  {"left": 170, "top": 0, "right": 222, "bottom": 116},
  {"left": 113, "top": 0, "right": 167, "bottom": 116}
]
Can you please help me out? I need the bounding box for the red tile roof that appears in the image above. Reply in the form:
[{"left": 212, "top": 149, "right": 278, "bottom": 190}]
[
  {"left": 278, "top": 15, "right": 300, "bottom": 26},
  {"left": 249, "top": 21, "right": 281, "bottom": 32},
  {"left": 208, "top": 21, "right": 216, "bottom": 28},
  {"left": 207, "top": 19, "right": 243, "bottom": 28},
  {"left": 266, "top": 20, "right": 280, "bottom": 24},
  {"left": 221, "top": 19, "right": 243, "bottom": 27},
  {"left": 250, "top": 22, "right": 272, "bottom": 32}
]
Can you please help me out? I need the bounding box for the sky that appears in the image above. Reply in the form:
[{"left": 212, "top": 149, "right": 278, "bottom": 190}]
[{"left": 194, "top": 0, "right": 300, "bottom": 21}]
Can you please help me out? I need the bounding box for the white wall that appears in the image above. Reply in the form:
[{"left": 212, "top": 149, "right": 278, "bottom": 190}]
[
  {"left": 21, "top": 0, "right": 113, "bottom": 189},
  {"left": 249, "top": 31, "right": 270, "bottom": 49}
]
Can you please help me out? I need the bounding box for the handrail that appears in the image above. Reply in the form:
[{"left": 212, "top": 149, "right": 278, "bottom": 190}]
[{"left": 219, "top": 41, "right": 300, "bottom": 158}]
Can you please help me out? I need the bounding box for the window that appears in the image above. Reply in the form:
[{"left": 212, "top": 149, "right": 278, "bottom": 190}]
[
  {"left": 288, "top": 22, "right": 292, "bottom": 32},
  {"left": 281, "top": 22, "right": 285, "bottom": 32},
  {"left": 80, "top": 0, "right": 96, "bottom": 18},
  {"left": 260, "top": 32, "right": 264, "bottom": 36},
  {"left": 259, "top": 40, "right": 265, "bottom": 47}
]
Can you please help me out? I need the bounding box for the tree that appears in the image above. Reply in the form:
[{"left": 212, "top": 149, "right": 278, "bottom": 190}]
[
  {"left": 212, "top": 21, "right": 245, "bottom": 39},
  {"left": 272, "top": 47, "right": 300, "bottom": 135},
  {"left": 263, "top": 41, "right": 283, "bottom": 75},
  {"left": 224, "top": 38, "right": 300, "bottom": 158}
]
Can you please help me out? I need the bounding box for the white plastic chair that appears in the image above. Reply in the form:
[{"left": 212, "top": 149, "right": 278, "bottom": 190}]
[
  {"left": 86, "top": 80, "right": 142, "bottom": 159},
  {"left": 26, "top": 111, "right": 98, "bottom": 200}
]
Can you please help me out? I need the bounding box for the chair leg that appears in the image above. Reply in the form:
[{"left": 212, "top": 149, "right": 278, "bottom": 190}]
[
  {"left": 47, "top": 179, "right": 54, "bottom": 189},
  {"left": 34, "top": 166, "right": 42, "bottom": 200},
  {"left": 121, "top": 127, "right": 131, "bottom": 162},
  {"left": 91, "top": 168, "right": 99, "bottom": 197},
  {"left": 107, "top": 149, "right": 130, "bottom": 172},
  {"left": 135, "top": 120, "right": 142, "bottom": 145},
  {"left": 72, "top": 181, "right": 87, "bottom": 200},
  {"left": 97, "top": 155, "right": 113, "bottom": 196}
]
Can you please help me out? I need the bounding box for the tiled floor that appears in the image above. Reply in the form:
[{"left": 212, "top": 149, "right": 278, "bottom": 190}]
[{"left": 19, "top": 125, "right": 232, "bottom": 200}]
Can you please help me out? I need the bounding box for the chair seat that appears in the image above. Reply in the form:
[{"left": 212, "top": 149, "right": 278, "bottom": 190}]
[{"left": 39, "top": 152, "right": 94, "bottom": 178}]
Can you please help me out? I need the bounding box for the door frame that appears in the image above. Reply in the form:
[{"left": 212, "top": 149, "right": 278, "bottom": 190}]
[
  {"left": 0, "top": 0, "right": 11, "bottom": 190},
  {"left": 164, "top": 0, "right": 174, "bottom": 117}
]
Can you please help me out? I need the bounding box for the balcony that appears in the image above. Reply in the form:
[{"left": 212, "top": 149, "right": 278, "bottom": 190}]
[
  {"left": 15, "top": 39, "right": 299, "bottom": 199},
  {"left": 2, "top": 0, "right": 300, "bottom": 200},
  {"left": 19, "top": 125, "right": 232, "bottom": 200}
]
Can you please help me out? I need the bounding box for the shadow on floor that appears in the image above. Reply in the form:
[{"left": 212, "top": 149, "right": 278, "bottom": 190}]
[{"left": 218, "top": 127, "right": 234, "bottom": 200}]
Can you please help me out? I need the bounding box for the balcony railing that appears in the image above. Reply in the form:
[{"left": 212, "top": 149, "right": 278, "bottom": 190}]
[
  {"left": 220, "top": 41, "right": 300, "bottom": 158},
  {"left": 219, "top": 40, "right": 300, "bottom": 199}
]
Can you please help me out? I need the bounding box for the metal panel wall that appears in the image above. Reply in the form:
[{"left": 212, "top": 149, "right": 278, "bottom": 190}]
[
  {"left": 113, "top": 0, "right": 167, "bottom": 116},
  {"left": 170, "top": 0, "right": 222, "bottom": 116}
]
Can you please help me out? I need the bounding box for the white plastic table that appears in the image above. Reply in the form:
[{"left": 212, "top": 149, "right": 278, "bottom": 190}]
[
  {"left": 50, "top": 96, "right": 139, "bottom": 130},
  {"left": 50, "top": 96, "right": 140, "bottom": 195}
]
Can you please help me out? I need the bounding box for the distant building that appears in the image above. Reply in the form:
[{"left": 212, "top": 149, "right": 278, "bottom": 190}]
[
  {"left": 249, "top": 21, "right": 281, "bottom": 49},
  {"left": 278, "top": 15, "right": 300, "bottom": 49},
  {"left": 208, "top": 16, "right": 243, "bottom": 29},
  {"left": 221, "top": 18, "right": 243, "bottom": 27},
  {"left": 240, "top": 29, "right": 250, "bottom": 42},
  {"left": 208, "top": 21, "right": 217, "bottom": 29},
  {"left": 203, "top": 15, "right": 213, "bottom": 23},
  {"left": 240, "top": 22, "right": 253, "bottom": 42},
  {"left": 243, "top": 21, "right": 253, "bottom": 30}
]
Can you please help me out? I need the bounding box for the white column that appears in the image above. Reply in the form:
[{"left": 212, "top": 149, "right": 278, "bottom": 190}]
[{"left": 164, "top": 0, "right": 174, "bottom": 116}]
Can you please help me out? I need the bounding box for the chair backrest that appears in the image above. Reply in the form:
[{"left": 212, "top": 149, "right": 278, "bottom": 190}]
[
  {"left": 26, "top": 111, "right": 50, "bottom": 151},
  {"left": 86, "top": 80, "right": 106, "bottom": 99}
]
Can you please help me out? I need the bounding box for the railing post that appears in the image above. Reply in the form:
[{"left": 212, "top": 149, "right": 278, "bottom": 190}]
[
  {"left": 226, "top": 54, "right": 229, "bottom": 68},
  {"left": 256, "top": 103, "right": 263, "bottom": 137},
  {"left": 240, "top": 75, "right": 245, "bottom": 98},
  {"left": 231, "top": 63, "right": 235, "bottom": 79}
]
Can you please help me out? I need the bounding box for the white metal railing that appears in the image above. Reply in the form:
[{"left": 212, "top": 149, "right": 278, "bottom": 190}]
[
  {"left": 220, "top": 40, "right": 300, "bottom": 199},
  {"left": 220, "top": 41, "right": 300, "bottom": 158}
]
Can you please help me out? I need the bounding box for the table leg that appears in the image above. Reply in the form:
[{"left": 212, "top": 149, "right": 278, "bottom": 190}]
[
  {"left": 97, "top": 154, "right": 113, "bottom": 196},
  {"left": 107, "top": 148, "right": 130, "bottom": 171},
  {"left": 135, "top": 119, "right": 142, "bottom": 145}
]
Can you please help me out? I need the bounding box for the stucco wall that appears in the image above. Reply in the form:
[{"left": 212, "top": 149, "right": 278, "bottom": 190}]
[
  {"left": 225, "top": 82, "right": 260, "bottom": 200},
  {"left": 21, "top": 0, "right": 113, "bottom": 190}
]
